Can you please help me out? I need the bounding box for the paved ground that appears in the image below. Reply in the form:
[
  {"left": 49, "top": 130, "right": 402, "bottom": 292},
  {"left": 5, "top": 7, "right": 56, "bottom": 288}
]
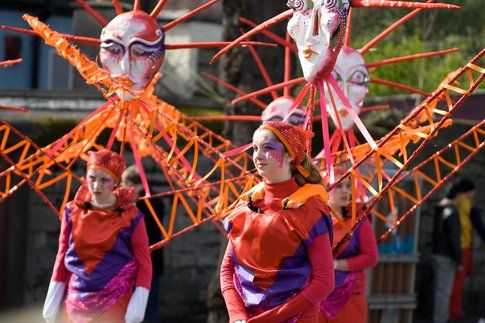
[
  {"left": 414, "top": 315, "right": 485, "bottom": 323},
  {"left": 0, "top": 304, "right": 44, "bottom": 323}
]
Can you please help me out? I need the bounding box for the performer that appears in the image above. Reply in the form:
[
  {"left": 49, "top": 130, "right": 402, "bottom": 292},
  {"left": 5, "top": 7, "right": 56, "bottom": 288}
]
[
  {"left": 220, "top": 121, "right": 334, "bottom": 323},
  {"left": 42, "top": 150, "right": 152, "bottom": 323},
  {"left": 319, "top": 168, "right": 378, "bottom": 323}
]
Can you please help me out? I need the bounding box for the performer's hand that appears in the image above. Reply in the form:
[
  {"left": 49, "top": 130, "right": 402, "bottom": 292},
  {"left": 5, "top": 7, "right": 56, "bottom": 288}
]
[
  {"left": 43, "top": 281, "right": 66, "bottom": 323},
  {"left": 234, "top": 320, "right": 247, "bottom": 323},
  {"left": 125, "top": 287, "right": 149, "bottom": 323}
]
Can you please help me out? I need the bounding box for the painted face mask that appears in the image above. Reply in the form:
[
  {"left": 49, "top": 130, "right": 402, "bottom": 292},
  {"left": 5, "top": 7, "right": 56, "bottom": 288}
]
[
  {"left": 261, "top": 97, "right": 306, "bottom": 126},
  {"left": 99, "top": 11, "right": 165, "bottom": 96},
  {"left": 287, "top": 0, "right": 350, "bottom": 83},
  {"left": 252, "top": 129, "right": 291, "bottom": 180},
  {"left": 327, "top": 47, "right": 369, "bottom": 130}
]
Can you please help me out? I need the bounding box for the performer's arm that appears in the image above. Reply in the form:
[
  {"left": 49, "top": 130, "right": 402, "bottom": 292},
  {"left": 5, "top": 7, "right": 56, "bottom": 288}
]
[
  {"left": 131, "top": 217, "right": 152, "bottom": 289},
  {"left": 51, "top": 211, "right": 70, "bottom": 282},
  {"left": 342, "top": 219, "right": 378, "bottom": 272},
  {"left": 220, "top": 242, "right": 249, "bottom": 323},
  {"left": 126, "top": 217, "right": 152, "bottom": 323},
  {"left": 248, "top": 233, "right": 334, "bottom": 322}
]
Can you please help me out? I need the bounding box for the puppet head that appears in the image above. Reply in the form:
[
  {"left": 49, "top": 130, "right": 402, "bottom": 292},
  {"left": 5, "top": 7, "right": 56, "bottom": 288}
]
[
  {"left": 262, "top": 97, "right": 307, "bottom": 126},
  {"left": 326, "top": 47, "right": 369, "bottom": 130},
  {"left": 99, "top": 11, "right": 165, "bottom": 96},
  {"left": 287, "top": 0, "right": 350, "bottom": 83}
]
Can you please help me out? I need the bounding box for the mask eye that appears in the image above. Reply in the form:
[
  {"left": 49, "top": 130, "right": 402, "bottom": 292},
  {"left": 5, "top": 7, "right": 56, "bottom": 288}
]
[
  {"left": 324, "top": 0, "right": 337, "bottom": 9},
  {"left": 331, "top": 70, "right": 343, "bottom": 82},
  {"left": 349, "top": 70, "right": 370, "bottom": 85},
  {"left": 101, "top": 41, "right": 124, "bottom": 56},
  {"left": 130, "top": 44, "right": 152, "bottom": 57},
  {"left": 287, "top": 0, "right": 310, "bottom": 10}
]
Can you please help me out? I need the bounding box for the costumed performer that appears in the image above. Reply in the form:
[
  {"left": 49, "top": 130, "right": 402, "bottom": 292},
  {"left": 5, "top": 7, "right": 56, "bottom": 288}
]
[
  {"left": 42, "top": 150, "right": 152, "bottom": 323},
  {"left": 220, "top": 121, "right": 335, "bottom": 323},
  {"left": 319, "top": 168, "right": 378, "bottom": 322}
]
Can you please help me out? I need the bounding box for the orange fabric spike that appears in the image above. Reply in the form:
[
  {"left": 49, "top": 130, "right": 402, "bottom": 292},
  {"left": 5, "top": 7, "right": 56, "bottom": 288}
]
[{"left": 350, "top": 0, "right": 459, "bottom": 9}]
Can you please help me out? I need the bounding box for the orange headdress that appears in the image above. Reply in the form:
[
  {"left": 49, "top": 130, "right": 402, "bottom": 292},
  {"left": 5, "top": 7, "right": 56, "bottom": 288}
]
[
  {"left": 259, "top": 121, "right": 313, "bottom": 177},
  {"left": 87, "top": 150, "right": 126, "bottom": 183}
]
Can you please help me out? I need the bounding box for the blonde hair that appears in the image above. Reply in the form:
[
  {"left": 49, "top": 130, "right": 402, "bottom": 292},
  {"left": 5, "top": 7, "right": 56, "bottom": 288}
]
[{"left": 291, "top": 155, "right": 322, "bottom": 186}]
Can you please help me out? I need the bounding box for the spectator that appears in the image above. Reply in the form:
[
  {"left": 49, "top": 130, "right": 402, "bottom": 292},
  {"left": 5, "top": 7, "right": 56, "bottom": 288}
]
[
  {"left": 431, "top": 178, "right": 484, "bottom": 323},
  {"left": 447, "top": 179, "right": 485, "bottom": 320}
]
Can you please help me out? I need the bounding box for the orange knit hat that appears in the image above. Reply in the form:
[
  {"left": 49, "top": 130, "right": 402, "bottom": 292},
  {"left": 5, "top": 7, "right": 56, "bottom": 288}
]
[
  {"left": 259, "top": 121, "right": 314, "bottom": 176},
  {"left": 87, "top": 150, "right": 126, "bottom": 183}
]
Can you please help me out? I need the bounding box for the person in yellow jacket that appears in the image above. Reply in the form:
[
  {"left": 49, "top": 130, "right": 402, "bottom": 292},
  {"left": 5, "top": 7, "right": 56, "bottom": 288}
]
[{"left": 448, "top": 178, "right": 485, "bottom": 320}]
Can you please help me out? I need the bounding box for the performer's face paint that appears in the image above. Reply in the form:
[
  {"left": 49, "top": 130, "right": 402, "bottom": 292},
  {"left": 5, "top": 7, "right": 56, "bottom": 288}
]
[
  {"left": 99, "top": 11, "right": 165, "bottom": 96},
  {"left": 252, "top": 129, "right": 292, "bottom": 183},
  {"left": 326, "top": 47, "right": 369, "bottom": 130},
  {"left": 287, "top": 0, "right": 350, "bottom": 83},
  {"left": 329, "top": 177, "right": 351, "bottom": 208},
  {"left": 86, "top": 168, "right": 116, "bottom": 204}
]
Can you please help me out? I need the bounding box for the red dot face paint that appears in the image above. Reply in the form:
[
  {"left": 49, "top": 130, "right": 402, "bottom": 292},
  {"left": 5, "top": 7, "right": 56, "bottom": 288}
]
[
  {"left": 252, "top": 129, "right": 292, "bottom": 182},
  {"left": 329, "top": 178, "right": 351, "bottom": 208},
  {"left": 86, "top": 168, "right": 117, "bottom": 204}
]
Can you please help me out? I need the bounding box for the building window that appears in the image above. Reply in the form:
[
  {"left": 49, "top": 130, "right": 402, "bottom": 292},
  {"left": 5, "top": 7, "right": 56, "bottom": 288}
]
[
  {"left": 48, "top": 49, "right": 73, "bottom": 91},
  {"left": 4, "top": 36, "right": 22, "bottom": 60}
]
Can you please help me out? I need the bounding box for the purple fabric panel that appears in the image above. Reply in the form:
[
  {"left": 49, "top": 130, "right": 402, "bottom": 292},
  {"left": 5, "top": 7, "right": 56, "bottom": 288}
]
[
  {"left": 303, "top": 213, "right": 333, "bottom": 247},
  {"left": 337, "top": 220, "right": 363, "bottom": 260},
  {"left": 65, "top": 259, "right": 137, "bottom": 321},
  {"left": 320, "top": 272, "right": 358, "bottom": 318},
  {"left": 65, "top": 211, "right": 143, "bottom": 293},
  {"left": 233, "top": 242, "right": 310, "bottom": 310}
]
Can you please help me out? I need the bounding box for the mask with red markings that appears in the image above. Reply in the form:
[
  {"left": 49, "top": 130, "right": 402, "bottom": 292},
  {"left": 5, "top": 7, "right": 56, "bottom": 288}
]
[
  {"left": 287, "top": 0, "right": 350, "bottom": 83},
  {"left": 99, "top": 11, "right": 165, "bottom": 96}
]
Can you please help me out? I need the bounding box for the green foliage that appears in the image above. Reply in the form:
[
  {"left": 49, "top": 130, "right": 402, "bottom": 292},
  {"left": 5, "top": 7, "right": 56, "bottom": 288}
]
[{"left": 350, "top": 0, "right": 484, "bottom": 97}]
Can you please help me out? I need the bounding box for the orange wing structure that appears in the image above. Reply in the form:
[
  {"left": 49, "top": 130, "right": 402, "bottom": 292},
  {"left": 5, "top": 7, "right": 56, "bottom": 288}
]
[{"left": 0, "top": 0, "right": 482, "bottom": 252}]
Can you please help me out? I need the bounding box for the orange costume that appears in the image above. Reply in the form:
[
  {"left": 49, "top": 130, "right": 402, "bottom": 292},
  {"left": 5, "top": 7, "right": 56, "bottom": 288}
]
[
  {"left": 320, "top": 215, "right": 378, "bottom": 323},
  {"left": 46, "top": 151, "right": 152, "bottom": 322},
  {"left": 220, "top": 121, "right": 335, "bottom": 323}
]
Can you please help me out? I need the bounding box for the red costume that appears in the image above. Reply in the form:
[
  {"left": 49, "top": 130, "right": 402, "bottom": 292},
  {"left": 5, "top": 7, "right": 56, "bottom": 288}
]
[
  {"left": 46, "top": 151, "right": 152, "bottom": 322},
  {"left": 221, "top": 179, "right": 334, "bottom": 323},
  {"left": 319, "top": 216, "right": 378, "bottom": 323}
]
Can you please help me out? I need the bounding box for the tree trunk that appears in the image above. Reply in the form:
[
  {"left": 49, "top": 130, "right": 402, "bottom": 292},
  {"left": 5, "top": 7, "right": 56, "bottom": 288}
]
[
  {"left": 206, "top": 2, "right": 288, "bottom": 323},
  {"left": 219, "top": 0, "right": 288, "bottom": 144}
]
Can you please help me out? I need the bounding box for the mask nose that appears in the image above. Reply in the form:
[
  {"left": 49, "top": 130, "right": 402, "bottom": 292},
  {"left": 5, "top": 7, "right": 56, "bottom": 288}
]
[{"left": 120, "top": 52, "right": 130, "bottom": 75}]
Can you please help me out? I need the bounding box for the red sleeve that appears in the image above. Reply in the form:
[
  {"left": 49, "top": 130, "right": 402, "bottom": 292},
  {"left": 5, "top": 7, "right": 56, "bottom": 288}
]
[
  {"left": 131, "top": 217, "right": 152, "bottom": 289},
  {"left": 346, "top": 219, "right": 378, "bottom": 272},
  {"left": 220, "top": 243, "right": 249, "bottom": 322},
  {"left": 248, "top": 233, "right": 335, "bottom": 322},
  {"left": 51, "top": 210, "right": 70, "bottom": 282}
]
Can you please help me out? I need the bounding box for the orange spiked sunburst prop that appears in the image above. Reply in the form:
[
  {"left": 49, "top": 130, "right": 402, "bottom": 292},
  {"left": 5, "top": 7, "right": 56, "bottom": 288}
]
[
  {"left": 0, "top": 0, "right": 480, "bottom": 253},
  {"left": 0, "top": 9, "right": 266, "bottom": 249}
]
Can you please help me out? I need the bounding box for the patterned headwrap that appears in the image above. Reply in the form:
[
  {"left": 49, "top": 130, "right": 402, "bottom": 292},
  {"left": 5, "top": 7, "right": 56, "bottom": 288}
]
[
  {"left": 259, "top": 121, "right": 314, "bottom": 177},
  {"left": 87, "top": 150, "right": 126, "bottom": 183}
]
